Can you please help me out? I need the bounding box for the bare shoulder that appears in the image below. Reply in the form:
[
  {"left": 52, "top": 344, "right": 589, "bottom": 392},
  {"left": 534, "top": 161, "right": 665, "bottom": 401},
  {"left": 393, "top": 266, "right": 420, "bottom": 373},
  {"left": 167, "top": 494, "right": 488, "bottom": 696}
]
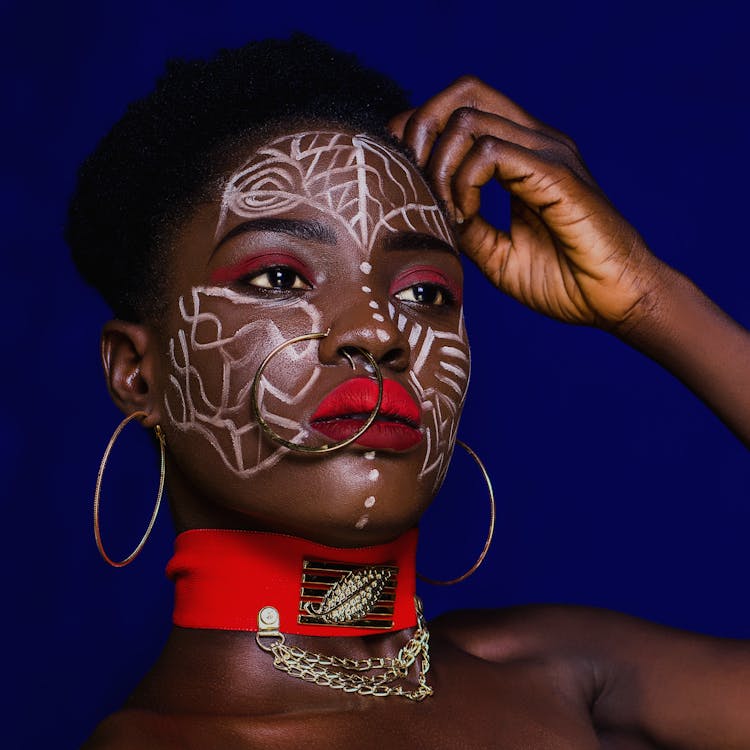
[
  {"left": 427, "top": 601, "right": 733, "bottom": 662},
  {"left": 429, "top": 605, "right": 609, "bottom": 732},
  {"left": 430, "top": 603, "right": 750, "bottom": 749},
  {"left": 82, "top": 709, "right": 185, "bottom": 750},
  {"left": 429, "top": 602, "right": 614, "bottom": 664},
  {"left": 82, "top": 710, "right": 253, "bottom": 750},
  {"left": 82, "top": 707, "right": 383, "bottom": 750}
]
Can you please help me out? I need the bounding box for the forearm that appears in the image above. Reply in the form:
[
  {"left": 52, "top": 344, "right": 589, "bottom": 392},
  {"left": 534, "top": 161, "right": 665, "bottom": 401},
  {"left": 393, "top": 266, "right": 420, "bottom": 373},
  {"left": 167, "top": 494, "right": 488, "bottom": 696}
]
[{"left": 620, "top": 262, "right": 750, "bottom": 447}]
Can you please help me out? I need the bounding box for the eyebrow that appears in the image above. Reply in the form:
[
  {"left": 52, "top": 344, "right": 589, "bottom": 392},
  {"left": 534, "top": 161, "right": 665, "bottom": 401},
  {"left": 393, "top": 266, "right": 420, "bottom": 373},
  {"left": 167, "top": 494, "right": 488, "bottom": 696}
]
[
  {"left": 212, "top": 218, "right": 337, "bottom": 257},
  {"left": 381, "top": 231, "right": 458, "bottom": 256}
]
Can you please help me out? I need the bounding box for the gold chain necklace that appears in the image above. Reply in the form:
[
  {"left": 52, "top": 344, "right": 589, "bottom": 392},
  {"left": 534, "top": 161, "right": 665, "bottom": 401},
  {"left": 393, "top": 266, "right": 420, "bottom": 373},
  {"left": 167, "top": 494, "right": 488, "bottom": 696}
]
[{"left": 256, "top": 597, "right": 433, "bottom": 701}]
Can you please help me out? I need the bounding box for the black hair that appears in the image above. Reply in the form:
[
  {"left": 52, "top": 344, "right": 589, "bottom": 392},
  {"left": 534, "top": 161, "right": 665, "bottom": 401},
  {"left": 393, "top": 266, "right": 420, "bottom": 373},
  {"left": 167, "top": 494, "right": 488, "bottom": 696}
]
[{"left": 66, "top": 34, "right": 411, "bottom": 321}]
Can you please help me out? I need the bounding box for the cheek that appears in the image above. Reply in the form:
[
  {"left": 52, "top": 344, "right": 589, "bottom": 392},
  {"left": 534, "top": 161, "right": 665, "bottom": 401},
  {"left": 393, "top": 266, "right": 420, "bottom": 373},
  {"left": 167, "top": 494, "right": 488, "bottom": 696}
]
[
  {"left": 405, "top": 310, "right": 470, "bottom": 491},
  {"left": 163, "top": 286, "right": 324, "bottom": 477}
]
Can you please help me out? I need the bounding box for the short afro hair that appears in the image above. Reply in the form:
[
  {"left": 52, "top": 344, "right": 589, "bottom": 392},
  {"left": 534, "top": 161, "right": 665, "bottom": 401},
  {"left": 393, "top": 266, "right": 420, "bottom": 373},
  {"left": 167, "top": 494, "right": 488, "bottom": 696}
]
[{"left": 66, "top": 34, "right": 411, "bottom": 321}]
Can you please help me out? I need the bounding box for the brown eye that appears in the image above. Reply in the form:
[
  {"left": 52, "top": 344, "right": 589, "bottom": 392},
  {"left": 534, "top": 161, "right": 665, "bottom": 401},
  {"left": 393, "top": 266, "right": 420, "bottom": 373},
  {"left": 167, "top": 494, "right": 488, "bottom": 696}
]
[
  {"left": 245, "top": 266, "right": 309, "bottom": 290},
  {"left": 395, "top": 283, "right": 450, "bottom": 306}
]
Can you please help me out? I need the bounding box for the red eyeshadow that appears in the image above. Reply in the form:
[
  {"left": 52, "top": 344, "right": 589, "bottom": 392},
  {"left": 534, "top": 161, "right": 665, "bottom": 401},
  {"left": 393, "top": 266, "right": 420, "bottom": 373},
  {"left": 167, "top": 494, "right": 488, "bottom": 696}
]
[
  {"left": 210, "top": 252, "right": 312, "bottom": 285},
  {"left": 390, "top": 266, "right": 462, "bottom": 305}
]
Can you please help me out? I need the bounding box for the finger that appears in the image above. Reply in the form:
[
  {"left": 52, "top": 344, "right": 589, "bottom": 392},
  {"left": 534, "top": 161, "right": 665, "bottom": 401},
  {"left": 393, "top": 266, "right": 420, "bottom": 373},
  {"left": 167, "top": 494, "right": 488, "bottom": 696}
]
[
  {"left": 458, "top": 197, "right": 553, "bottom": 295},
  {"left": 456, "top": 210, "right": 512, "bottom": 289},
  {"left": 387, "top": 109, "right": 415, "bottom": 140},
  {"left": 401, "top": 75, "right": 564, "bottom": 167},
  {"left": 455, "top": 136, "right": 572, "bottom": 221},
  {"left": 425, "top": 107, "right": 576, "bottom": 218},
  {"left": 453, "top": 135, "right": 605, "bottom": 255}
]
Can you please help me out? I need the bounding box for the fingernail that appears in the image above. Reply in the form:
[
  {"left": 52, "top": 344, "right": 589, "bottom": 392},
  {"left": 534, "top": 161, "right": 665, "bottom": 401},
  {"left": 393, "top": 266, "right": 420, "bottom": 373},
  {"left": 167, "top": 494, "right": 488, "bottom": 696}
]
[{"left": 455, "top": 209, "right": 464, "bottom": 225}]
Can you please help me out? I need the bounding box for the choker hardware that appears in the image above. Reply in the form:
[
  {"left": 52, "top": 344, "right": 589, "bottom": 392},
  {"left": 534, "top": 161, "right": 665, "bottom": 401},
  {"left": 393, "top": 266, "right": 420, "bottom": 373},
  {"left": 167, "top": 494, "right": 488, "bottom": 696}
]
[
  {"left": 257, "top": 596, "right": 433, "bottom": 701},
  {"left": 299, "top": 559, "right": 397, "bottom": 629}
]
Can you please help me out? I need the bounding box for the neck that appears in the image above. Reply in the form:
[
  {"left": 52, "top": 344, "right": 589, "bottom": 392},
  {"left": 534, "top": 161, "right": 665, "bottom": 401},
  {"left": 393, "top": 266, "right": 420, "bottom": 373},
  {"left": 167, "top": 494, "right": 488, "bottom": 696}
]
[{"left": 166, "top": 527, "right": 419, "bottom": 637}]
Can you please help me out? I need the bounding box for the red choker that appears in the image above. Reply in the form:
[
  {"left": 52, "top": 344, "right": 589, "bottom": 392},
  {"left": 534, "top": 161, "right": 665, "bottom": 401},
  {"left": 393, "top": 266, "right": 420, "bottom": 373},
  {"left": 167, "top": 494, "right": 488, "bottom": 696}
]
[{"left": 166, "top": 528, "right": 418, "bottom": 637}]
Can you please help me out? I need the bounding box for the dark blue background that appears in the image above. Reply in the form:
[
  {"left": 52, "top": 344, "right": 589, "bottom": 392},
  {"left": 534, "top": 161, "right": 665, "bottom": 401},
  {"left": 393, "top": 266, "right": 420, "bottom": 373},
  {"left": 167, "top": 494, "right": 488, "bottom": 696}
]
[{"left": 4, "top": 1, "right": 750, "bottom": 747}]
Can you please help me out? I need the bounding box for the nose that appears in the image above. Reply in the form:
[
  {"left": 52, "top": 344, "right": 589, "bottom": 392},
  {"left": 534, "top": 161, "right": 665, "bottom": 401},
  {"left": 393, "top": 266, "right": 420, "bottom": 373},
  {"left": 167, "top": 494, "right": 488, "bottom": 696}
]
[{"left": 318, "top": 297, "right": 411, "bottom": 373}]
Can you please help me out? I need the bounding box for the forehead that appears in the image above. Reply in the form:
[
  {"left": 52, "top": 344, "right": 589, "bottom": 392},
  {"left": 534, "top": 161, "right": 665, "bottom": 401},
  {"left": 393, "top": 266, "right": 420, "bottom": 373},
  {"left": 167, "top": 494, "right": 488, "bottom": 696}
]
[{"left": 218, "top": 131, "right": 452, "bottom": 252}]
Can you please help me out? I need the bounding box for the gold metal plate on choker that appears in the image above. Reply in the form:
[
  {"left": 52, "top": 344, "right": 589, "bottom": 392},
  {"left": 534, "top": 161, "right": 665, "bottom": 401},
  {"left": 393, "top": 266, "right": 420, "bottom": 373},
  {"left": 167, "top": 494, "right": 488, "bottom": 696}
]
[{"left": 299, "top": 559, "right": 398, "bottom": 630}]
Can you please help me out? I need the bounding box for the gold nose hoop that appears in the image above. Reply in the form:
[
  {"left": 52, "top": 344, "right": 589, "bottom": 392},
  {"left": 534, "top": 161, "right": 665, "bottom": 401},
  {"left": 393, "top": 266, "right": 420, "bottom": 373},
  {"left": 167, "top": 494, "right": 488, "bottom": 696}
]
[{"left": 250, "top": 331, "right": 384, "bottom": 454}]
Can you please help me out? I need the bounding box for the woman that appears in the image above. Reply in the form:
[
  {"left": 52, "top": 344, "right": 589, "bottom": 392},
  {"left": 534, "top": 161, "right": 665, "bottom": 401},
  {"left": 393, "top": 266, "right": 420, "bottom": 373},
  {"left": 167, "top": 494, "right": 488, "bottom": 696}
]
[{"left": 70, "top": 36, "right": 750, "bottom": 748}]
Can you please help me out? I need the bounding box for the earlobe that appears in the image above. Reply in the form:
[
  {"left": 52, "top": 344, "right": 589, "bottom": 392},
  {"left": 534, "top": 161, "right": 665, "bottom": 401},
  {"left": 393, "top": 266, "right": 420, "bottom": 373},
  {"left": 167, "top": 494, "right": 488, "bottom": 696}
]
[{"left": 101, "top": 320, "right": 163, "bottom": 427}]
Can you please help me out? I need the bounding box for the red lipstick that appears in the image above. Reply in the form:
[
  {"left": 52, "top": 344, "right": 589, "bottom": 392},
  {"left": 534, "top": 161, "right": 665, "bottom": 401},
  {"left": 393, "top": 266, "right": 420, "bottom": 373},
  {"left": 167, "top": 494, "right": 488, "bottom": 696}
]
[{"left": 311, "top": 378, "right": 422, "bottom": 451}]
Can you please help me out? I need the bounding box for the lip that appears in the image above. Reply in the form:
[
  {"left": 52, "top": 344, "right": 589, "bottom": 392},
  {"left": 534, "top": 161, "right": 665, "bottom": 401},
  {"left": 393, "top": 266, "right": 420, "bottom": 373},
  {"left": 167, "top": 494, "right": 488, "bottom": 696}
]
[{"left": 311, "top": 377, "right": 422, "bottom": 451}]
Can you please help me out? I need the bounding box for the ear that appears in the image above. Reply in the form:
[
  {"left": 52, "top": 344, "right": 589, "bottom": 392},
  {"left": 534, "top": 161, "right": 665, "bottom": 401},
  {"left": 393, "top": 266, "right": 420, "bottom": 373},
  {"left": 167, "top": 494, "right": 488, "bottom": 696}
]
[{"left": 101, "top": 320, "right": 164, "bottom": 429}]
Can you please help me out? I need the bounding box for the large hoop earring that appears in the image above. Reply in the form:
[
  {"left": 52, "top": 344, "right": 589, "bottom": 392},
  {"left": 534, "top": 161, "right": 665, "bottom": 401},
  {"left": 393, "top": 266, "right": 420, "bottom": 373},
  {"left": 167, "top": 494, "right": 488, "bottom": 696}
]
[
  {"left": 418, "top": 439, "right": 496, "bottom": 586},
  {"left": 93, "top": 410, "right": 166, "bottom": 568},
  {"left": 250, "top": 331, "right": 384, "bottom": 454}
]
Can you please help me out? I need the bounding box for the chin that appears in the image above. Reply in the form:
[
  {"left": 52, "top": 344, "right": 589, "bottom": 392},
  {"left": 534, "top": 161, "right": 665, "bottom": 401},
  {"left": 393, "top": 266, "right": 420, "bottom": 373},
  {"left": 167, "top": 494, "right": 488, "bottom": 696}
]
[{"left": 278, "top": 494, "right": 427, "bottom": 549}]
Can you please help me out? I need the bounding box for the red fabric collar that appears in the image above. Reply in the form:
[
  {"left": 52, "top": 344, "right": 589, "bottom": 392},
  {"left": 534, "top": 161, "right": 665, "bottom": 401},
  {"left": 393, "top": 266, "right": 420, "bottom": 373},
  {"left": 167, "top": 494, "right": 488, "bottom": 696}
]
[{"left": 166, "top": 528, "right": 418, "bottom": 637}]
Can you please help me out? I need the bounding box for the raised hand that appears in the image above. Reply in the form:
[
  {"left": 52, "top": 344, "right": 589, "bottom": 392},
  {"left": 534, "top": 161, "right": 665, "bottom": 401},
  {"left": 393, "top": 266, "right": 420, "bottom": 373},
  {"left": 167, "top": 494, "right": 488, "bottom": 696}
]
[{"left": 391, "top": 76, "right": 664, "bottom": 332}]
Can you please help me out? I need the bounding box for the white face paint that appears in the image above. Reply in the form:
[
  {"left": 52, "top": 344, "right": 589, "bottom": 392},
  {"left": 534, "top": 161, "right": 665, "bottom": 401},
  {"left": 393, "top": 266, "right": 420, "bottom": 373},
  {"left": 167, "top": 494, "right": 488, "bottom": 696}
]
[
  {"left": 218, "top": 132, "right": 452, "bottom": 254},
  {"left": 408, "top": 309, "right": 470, "bottom": 493},
  {"left": 164, "top": 131, "right": 469, "bottom": 501},
  {"left": 164, "top": 286, "right": 323, "bottom": 477}
]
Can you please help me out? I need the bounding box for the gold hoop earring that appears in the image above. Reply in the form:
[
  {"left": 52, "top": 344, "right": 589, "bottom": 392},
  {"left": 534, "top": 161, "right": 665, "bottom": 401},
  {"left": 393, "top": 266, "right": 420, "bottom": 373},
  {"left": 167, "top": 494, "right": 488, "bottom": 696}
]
[
  {"left": 418, "top": 439, "right": 496, "bottom": 586},
  {"left": 250, "top": 331, "right": 384, "bottom": 454},
  {"left": 93, "top": 410, "right": 166, "bottom": 568}
]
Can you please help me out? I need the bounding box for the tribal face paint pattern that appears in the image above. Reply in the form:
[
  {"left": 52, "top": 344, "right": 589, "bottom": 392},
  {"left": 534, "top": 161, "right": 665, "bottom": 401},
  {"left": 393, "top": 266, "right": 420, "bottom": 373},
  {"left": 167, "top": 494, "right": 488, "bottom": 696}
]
[
  {"left": 218, "top": 132, "right": 452, "bottom": 255},
  {"left": 164, "top": 286, "right": 323, "bottom": 477},
  {"left": 165, "top": 131, "right": 468, "bottom": 488},
  {"left": 405, "top": 310, "right": 470, "bottom": 494}
]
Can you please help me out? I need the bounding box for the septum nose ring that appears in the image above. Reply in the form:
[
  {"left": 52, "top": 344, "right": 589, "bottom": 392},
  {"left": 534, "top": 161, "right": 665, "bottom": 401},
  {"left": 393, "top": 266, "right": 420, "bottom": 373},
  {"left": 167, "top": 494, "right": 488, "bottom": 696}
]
[{"left": 250, "top": 330, "right": 384, "bottom": 454}]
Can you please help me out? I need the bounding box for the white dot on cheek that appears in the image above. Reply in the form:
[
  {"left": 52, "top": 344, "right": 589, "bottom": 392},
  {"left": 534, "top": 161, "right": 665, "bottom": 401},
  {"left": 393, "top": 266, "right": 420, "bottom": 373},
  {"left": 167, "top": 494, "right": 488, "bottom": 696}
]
[
  {"left": 372, "top": 313, "right": 385, "bottom": 322},
  {"left": 361, "top": 286, "right": 371, "bottom": 293},
  {"left": 368, "top": 469, "right": 379, "bottom": 481},
  {"left": 369, "top": 301, "right": 379, "bottom": 309},
  {"left": 376, "top": 330, "right": 390, "bottom": 343},
  {"left": 364, "top": 496, "right": 376, "bottom": 508},
  {"left": 364, "top": 451, "right": 376, "bottom": 460},
  {"left": 355, "top": 516, "right": 369, "bottom": 530},
  {"left": 360, "top": 262, "right": 372, "bottom": 274}
]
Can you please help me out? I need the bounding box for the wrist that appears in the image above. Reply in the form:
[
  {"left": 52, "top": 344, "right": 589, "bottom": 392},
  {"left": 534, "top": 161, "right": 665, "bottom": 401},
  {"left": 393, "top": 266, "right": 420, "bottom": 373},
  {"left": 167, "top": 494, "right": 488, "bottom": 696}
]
[{"left": 608, "top": 250, "right": 701, "bottom": 346}]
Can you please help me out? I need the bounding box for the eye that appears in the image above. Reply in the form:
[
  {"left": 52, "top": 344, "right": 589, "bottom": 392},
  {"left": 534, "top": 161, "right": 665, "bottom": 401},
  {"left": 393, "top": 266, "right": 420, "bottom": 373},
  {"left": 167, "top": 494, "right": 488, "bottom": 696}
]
[
  {"left": 210, "top": 253, "right": 314, "bottom": 290},
  {"left": 243, "top": 266, "right": 310, "bottom": 291},
  {"left": 394, "top": 283, "right": 452, "bottom": 306}
]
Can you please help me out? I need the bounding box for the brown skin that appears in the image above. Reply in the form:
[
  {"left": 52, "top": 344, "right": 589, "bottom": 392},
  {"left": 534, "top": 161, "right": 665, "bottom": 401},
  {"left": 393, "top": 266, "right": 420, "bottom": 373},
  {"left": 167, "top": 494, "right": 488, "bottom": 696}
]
[
  {"left": 107, "top": 130, "right": 468, "bottom": 547},
  {"left": 88, "top": 79, "right": 750, "bottom": 749}
]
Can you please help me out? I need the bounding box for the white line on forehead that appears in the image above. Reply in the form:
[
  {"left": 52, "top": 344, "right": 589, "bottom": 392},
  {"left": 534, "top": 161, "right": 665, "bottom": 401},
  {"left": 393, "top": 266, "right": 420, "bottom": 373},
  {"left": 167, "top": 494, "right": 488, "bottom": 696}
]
[{"left": 219, "top": 131, "right": 452, "bottom": 254}]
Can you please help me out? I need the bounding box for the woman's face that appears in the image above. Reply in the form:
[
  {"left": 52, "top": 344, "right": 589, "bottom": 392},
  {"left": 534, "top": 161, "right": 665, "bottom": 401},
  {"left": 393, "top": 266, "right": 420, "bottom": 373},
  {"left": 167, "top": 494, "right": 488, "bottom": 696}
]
[{"left": 157, "top": 130, "right": 469, "bottom": 546}]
